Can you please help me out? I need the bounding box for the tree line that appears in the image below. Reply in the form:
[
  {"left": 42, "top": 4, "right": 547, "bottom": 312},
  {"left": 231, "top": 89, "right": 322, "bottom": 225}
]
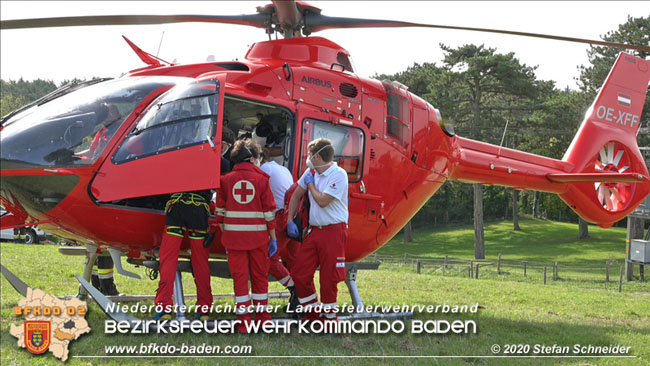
[{"left": 378, "top": 16, "right": 649, "bottom": 253}]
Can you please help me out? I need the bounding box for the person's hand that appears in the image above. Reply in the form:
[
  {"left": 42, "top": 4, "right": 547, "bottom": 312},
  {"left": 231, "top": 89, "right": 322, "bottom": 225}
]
[
  {"left": 304, "top": 171, "right": 315, "bottom": 186},
  {"left": 268, "top": 239, "right": 278, "bottom": 257},
  {"left": 287, "top": 221, "right": 299, "bottom": 238}
]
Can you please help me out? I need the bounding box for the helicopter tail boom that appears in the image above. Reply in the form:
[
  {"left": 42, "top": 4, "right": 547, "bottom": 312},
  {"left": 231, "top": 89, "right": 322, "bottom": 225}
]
[
  {"left": 557, "top": 52, "right": 650, "bottom": 227},
  {"left": 449, "top": 52, "right": 650, "bottom": 227}
]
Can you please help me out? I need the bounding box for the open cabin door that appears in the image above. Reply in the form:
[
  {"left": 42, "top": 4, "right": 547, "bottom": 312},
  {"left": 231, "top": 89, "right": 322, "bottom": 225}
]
[{"left": 91, "top": 76, "right": 226, "bottom": 202}]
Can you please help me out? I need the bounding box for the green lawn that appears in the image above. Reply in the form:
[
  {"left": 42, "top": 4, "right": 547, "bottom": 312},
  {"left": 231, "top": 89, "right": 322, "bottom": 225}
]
[
  {"left": 379, "top": 219, "right": 630, "bottom": 267},
  {"left": 1, "top": 219, "right": 649, "bottom": 366}
]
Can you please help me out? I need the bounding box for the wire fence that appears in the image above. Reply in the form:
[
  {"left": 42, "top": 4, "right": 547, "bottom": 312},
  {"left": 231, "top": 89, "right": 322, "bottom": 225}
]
[{"left": 369, "top": 253, "right": 648, "bottom": 292}]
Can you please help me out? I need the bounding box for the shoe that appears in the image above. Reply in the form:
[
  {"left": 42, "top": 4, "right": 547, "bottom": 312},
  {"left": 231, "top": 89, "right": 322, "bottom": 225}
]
[
  {"left": 153, "top": 311, "right": 173, "bottom": 320},
  {"left": 91, "top": 274, "right": 101, "bottom": 289},
  {"left": 195, "top": 313, "right": 210, "bottom": 321},
  {"left": 304, "top": 309, "right": 321, "bottom": 321},
  {"left": 236, "top": 314, "right": 252, "bottom": 334},
  {"left": 100, "top": 278, "right": 122, "bottom": 296},
  {"left": 286, "top": 286, "right": 299, "bottom": 313},
  {"left": 254, "top": 312, "right": 272, "bottom": 329}
]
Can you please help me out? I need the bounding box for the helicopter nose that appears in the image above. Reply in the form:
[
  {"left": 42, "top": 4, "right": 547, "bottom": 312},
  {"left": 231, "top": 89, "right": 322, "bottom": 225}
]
[{"left": 0, "top": 173, "right": 80, "bottom": 218}]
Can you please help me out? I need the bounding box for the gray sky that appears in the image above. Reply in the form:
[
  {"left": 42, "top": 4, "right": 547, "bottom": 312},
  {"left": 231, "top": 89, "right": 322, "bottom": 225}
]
[{"left": 1, "top": 1, "right": 647, "bottom": 90}]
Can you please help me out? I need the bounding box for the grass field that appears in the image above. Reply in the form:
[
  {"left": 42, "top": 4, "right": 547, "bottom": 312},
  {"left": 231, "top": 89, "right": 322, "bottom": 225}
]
[
  {"left": 1, "top": 219, "right": 649, "bottom": 365},
  {"left": 378, "top": 218, "right": 650, "bottom": 292}
]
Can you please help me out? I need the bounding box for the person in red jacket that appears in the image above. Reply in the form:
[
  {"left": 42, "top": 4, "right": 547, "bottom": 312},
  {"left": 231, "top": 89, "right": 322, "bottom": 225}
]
[{"left": 216, "top": 139, "right": 277, "bottom": 333}]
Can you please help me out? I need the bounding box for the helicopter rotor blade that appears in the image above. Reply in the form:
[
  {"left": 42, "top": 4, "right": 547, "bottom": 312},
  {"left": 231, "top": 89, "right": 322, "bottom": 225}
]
[
  {"left": 2, "top": 3, "right": 648, "bottom": 52},
  {"left": 302, "top": 14, "right": 650, "bottom": 52},
  {"left": 0, "top": 14, "right": 270, "bottom": 30}
]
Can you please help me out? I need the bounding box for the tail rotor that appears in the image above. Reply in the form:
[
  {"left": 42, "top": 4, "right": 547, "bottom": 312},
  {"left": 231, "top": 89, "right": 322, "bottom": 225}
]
[{"left": 594, "top": 141, "right": 631, "bottom": 212}]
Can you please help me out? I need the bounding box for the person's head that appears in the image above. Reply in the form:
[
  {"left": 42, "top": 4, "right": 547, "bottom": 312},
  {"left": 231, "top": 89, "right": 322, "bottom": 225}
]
[
  {"left": 252, "top": 121, "right": 273, "bottom": 147},
  {"left": 221, "top": 127, "right": 235, "bottom": 156},
  {"left": 306, "top": 138, "right": 335, "bottom": 170},
  {"left": 230, "top": 138, "right": 262, "bottom": 166},
  {"left": 260, "top": 150, "right": 270, "bottom": 164}
]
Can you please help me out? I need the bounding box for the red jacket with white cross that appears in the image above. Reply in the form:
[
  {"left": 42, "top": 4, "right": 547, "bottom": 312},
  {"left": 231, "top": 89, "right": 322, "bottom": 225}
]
[{"left": 216, "top": 162, "right": 277, "bottom": 250}]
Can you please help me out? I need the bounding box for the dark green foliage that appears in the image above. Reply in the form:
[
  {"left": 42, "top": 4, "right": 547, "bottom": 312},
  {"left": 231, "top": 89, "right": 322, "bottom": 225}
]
[
  {"left": 0, "top": 78, "right": 57, "bottom": 117},
  {"left": 382, "top": 16, "right": 648, "bottom": 228},
  {"left": 0, "top": 77, "right": 99, "bottom": 118}
]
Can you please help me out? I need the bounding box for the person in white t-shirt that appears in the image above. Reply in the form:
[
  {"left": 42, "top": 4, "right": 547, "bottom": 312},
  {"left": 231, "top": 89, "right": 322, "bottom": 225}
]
[
  {"left": 287, "top": 138, "right": 348, "bottom": 322},
  {"left": 260, "top": 152, "right": 298, "bottom": 311}
]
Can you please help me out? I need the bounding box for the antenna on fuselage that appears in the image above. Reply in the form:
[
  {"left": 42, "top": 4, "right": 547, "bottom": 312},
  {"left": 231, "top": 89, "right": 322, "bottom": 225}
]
[{"left": 156, "top": 30, "right": 165, "bottom": 57}]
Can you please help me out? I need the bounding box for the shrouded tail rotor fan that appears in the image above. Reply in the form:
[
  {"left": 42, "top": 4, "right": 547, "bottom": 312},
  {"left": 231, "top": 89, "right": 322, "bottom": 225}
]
[{"left": 594, "top": 141, "right": 631, "bottom": 212}]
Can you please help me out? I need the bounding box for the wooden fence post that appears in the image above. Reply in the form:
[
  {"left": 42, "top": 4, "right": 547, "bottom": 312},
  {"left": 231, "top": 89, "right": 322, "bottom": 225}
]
[
  {"left": 641, "top": 265, "right": 645, "bottom": 282},
  {"left": 497, "top": 253, "right": 502, "bottom": 275},
  {"left": 606, "top": 264, "right": 610, "bottom": 283},
  {"left": 554, "top": 262, "right": 558, "bottom": 280},
  {"left": 417, "top": 260, "right": 421, "bottom": 274},
  {"left": 475, "top": 263, "right": 480, "bottom": 279},
  {"left": 523, "top": 261, "right": 527, "bottom": 277},
  {"left": 619, "top": 266, "right": 623, "bottom": 293},
  {"left": 470, "top": 261, "right": 474, "bottom": 279},
  {"left": 444, "top": 255, "right": 448, "bottom": 269},
  {"left": 544, "top": 267, "right": 547, "bottom": 285}
]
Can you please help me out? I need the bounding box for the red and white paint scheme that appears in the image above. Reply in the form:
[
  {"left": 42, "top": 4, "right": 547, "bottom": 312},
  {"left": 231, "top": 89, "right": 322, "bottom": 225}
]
[{"left": 1, "top": 2, "right": 648, "bottom": 265}]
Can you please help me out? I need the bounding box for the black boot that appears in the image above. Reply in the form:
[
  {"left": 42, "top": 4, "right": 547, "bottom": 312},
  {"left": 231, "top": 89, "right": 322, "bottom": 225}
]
[
  {"left": 286, "top": 286, "right": 302, "bottom": 318},
  {"left": 91, "top": 274, "right": 101, "bottom": 289},
  {"left": 100, "top": 277, "right": 121, "bottom": 296}
]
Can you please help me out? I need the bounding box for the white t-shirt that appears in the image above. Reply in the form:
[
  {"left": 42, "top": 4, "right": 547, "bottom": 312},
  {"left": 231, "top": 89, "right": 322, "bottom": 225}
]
[
  {"left": 298, "top": 162, "right": 349, "bottom": 225},
  {"left": 261, "top": 161, "right": 293, "bottom": 212}
]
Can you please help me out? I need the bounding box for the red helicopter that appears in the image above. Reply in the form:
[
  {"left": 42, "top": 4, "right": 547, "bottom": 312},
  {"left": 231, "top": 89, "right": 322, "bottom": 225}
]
[{"left": 1, "top": 1, "right": 649, "bottom": 320}]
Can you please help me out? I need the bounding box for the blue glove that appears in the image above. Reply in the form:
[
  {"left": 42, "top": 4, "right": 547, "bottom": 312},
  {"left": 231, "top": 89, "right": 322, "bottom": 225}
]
[
  {"left": 287, "top": 221, "right": 299, "bottom": 238},
  {"left": 303, "top": 171, "right": 315, "bottom": 186},
  {"left": 268, "top": 239, "right": 278, "bottom": 257}
]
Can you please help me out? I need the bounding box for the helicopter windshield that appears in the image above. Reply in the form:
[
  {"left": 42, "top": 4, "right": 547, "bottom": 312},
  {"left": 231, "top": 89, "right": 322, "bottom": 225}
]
[{"left": 0, "top": 77, "right": 181, "bottom": 169}]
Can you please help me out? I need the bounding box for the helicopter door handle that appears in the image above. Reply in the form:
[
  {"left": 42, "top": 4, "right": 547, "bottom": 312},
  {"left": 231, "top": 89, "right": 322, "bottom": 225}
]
[
  {"left": 282, "top": 63, "right": 292, "bottom": 81},
  {"left": 350, "top": 192, "right": 382, "bottom": 201},
  {"left": 206, "top": 135, "right": 217, "bottom": 150},
  {"left": 43, "top": 169, "right": 74, "bottom": 175},
  {"left": 330, "top": 63, "right": 345, "bottom": 71},
  {"left": 360, "top": 180, "right": 366, "bottom": 193}
]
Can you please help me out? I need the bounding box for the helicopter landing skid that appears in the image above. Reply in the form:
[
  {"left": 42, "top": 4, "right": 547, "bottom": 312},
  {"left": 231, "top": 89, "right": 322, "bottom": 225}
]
[
  {"left": 340, "top": 263, "right": 413, "bottom": 321},
  {"left": 80, "top": 261, "right": 410, "bottom": 327}
]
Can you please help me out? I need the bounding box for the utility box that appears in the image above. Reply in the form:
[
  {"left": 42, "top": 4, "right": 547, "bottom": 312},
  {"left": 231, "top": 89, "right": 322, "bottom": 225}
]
[{"left": 630, "top": 240, "right": 650, "bottom": 264}]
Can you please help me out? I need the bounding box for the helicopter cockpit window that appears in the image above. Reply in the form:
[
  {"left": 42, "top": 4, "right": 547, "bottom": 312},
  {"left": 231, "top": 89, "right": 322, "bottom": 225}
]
[
  {"left": 112, "top": 80, "right": 219, "bottom": 164},
  {"left": 336, "top": 52, "right": 354, "bottom": 73},
  {"left": 0, "top": 77, "right": 179, "bottom": 169},
  {"left": 301, "top": 119, "right": 365, "bottom": 182}
]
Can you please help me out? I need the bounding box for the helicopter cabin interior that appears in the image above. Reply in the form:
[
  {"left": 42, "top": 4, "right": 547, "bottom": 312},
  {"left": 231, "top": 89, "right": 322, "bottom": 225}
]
[
  {"left": 222, "top": 95, "right": 294, "bottom": 169},
  {"left": 109, "top": 89, "right": 367, "bottom": 212}
]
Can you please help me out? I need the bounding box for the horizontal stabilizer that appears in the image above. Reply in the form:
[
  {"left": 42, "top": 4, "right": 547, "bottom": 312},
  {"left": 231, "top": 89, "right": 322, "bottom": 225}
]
[{"left": 547, "top": 172, "right": 649, "bottom": 183}]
